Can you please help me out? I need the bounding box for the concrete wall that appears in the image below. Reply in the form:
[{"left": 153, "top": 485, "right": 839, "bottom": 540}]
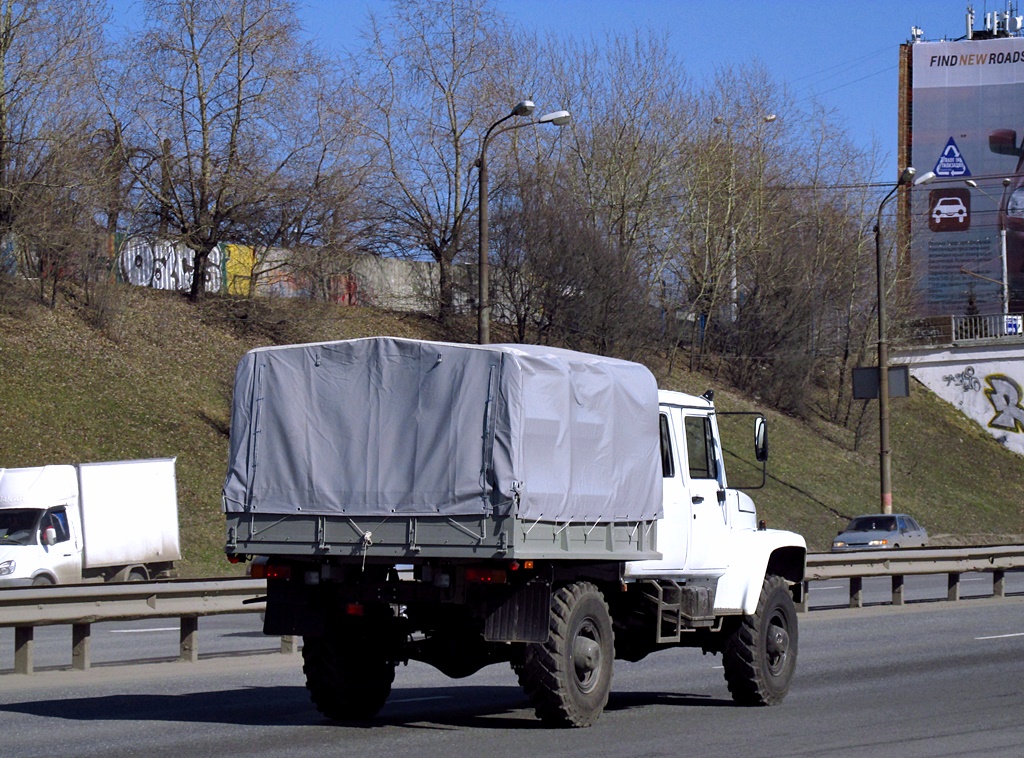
[{"left": 898, "top": 340, "right": 1024, "bottom": 456}]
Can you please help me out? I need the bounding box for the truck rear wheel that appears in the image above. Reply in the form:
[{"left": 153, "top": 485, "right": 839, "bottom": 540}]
[
  {"left": 301, "top": 619, "right": 396, "bottom": 720},
  {"left": 722, "top": 574, "right": 798, "bottom": 706},
  {"left": 520, "top": 581, "right": 614, "bottom": 728}
]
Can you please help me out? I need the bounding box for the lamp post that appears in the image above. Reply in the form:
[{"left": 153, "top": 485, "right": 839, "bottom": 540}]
[
  {"left": 965, "top": 177, "right": 1011, "bottom": 318},
  {"left": 874, "top": 167, "right": 934, "bottom": 514},
  {"left": 477, "top": 102, "right": 571, "bottom": 344}
]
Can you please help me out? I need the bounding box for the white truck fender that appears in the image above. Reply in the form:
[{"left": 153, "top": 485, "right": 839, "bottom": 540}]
[{"left": 713, "top": 528, "right": 807, "bottom": 615}]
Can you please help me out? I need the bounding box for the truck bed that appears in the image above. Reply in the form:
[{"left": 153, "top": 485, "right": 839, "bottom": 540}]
[{"left": 227, "top": 512, "right": 660, "bottom": 562}]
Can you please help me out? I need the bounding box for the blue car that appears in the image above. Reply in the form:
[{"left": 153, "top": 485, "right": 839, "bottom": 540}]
[{"left": 831, "top": 514, "right": 929, "bottom": 552}]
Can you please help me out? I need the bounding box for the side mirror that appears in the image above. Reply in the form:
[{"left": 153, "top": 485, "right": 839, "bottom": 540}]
[
  {"left": 42, "top": 526, "right": 57, "bottom": 547},
  {"left": 754, "top": 417, "right": 769, "bottom": 462},
  {"left": 989, "top": 128, "right": 1021, "bottom": 156}
]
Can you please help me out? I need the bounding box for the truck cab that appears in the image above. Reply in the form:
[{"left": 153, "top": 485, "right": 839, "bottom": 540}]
[
  {"left": 0, "top": 465, "right": 84, "bottom": 586},
  {"left": 625, "top": 390, "right": 805, "bottom": 617}
]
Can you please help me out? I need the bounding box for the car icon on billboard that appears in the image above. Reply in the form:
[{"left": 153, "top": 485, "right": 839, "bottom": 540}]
[{"left": 932, "top": 196, "right": 967, "bottom": 223}]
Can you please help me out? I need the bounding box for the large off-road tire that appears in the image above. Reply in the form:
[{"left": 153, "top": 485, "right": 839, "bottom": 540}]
[
  {"left": 520, "top": 581, "right": 614, "bottom": 728},
  {"left": 301, "top": 619, "right": 397, "bottom": 720},
  {"left": 722, "top": 574, "right": 798, "bottom": 706}
]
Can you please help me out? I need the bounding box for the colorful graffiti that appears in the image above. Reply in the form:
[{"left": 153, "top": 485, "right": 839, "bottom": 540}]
[{"left": 985, "top": 374, "right": 1024, "bottom": 433}]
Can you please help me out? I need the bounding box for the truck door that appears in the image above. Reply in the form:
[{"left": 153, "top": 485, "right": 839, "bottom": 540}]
[
  {"left": 40, "top": 506, "right": 82, "bottom": 584},
  {"left": 681, "top": 414, "right": 729, "bottom": 572},
  {"left": 624, "top": 408, "right": 690, "bottom": 575}
]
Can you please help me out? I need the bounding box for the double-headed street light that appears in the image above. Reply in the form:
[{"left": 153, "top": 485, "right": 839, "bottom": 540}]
[
  {"left": 477, "top": 101, "right": 571, "bottom": 344},
  {"left": 874, "top": 166, "right": 934, "bottom": 514}
]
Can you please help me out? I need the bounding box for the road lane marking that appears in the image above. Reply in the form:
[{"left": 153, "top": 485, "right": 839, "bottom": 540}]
[
  {"left": 391, "top": 696, "right": 451, "bottom": 704},
  {"left": 975, "top": 632, "right": 1024, "bottom": 640}
]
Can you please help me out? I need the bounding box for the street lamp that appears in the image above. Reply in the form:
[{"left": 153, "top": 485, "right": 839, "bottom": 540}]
[
  {"left": 874, "top": 166, "right": 934, "bottom": 514},
  {"left": 965, "top": 178, "right": 1012, "bottom": 317},
  {"left": 477, "top": 102, "right": 571, "bottom": 344}
]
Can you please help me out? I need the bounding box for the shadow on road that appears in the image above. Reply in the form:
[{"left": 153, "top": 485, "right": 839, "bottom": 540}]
[{"left": 0, "top": 683, "right": 734, "bottom": 729}]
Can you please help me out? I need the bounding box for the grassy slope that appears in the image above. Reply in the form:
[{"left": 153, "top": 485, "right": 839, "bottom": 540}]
[{"left": 1, "top": 284, "right": 1021, "bottom": 576}]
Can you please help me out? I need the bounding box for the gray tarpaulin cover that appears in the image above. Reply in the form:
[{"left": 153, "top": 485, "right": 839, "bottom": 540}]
[{"left": 222, "top": 337, "right": 662, "bottom": 523}]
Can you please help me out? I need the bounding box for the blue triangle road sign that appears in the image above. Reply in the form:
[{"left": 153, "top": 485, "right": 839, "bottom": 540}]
[{"left": 933, "top": 137, "right": 971, "bottom": 177}]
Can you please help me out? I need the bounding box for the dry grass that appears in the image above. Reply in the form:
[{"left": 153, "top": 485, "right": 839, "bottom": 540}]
[{"left": 1, "top": 279, "right": 1021, "bottom": 576}]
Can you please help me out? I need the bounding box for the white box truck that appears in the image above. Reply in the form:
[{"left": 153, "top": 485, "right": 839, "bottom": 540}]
[
  {"left": 0, "top": 458, "right": 180, "bottom": 586},
  {"left": 224, "top": 338, "right": 806, "bottom": 727}
]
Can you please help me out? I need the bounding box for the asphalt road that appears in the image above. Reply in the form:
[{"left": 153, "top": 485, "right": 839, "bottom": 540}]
[{"left": 0, "top": 595, "right": 1022, "bottom": 757}]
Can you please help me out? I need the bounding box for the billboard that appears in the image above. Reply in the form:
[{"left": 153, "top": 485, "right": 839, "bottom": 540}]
[{"left": 910, "top": 37, "right": 1024, "bottom": 317}]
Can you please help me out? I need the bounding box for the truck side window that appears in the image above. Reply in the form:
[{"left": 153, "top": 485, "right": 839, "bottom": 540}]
[
  {"left": 41, "top": 508, "right": 71, "bottom": 544},
  {"left": 684, "top": 416, "right": 718, "bottom": 480},
  {"left": 659, "top": 413, "right": 675, "bottom": 478}
]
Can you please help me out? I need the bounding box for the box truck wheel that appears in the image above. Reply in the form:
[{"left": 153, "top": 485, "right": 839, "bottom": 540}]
[
  {"left": 520, "top": 581, "right": 614, "bottom": 727},
  {"left": 301, "top": 617, "right": 397, "bottom": 720},
  {"left": 722, "top": 574, "right": 798, "bottom": 706}
]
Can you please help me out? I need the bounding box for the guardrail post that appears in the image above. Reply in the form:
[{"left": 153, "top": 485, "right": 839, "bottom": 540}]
[
  {"left": 281, "top": 635, "right": 300, "bottom": 655},
  {"left": 891, "top": 575, "right": 905, "bottom": 606},
  {"left": 849, "top": 577, "right": 863, "bottom": 609},
  {"left": 14, "top": 626, "right": 34, "bottom": 675},
  {"left": 180, "top": 616, "right": 199, "bottom": 662},
  {"left": 72, "top": 623, "right": 91, "bottom": 670},
  {"left": 993, "top": 570, "right": 1006, "bottom": 598},
  {"left": 947, "top": 573, "right": 961, "bottom": 602}
]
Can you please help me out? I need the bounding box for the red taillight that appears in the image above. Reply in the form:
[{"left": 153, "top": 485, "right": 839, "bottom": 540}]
[
  {"left": 465, "top": 568, "right": 507, "bottom": 584},
  {"left": 345, "top": 603, "right": 365, "bottom": 617},
  {"left": 264, "top": 564, "right": 291, "bottom": 581}
]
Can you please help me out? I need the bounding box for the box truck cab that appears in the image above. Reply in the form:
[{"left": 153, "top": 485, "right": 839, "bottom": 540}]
[{"left": 0, "top": 459, "right": 180, "bottom": 586}]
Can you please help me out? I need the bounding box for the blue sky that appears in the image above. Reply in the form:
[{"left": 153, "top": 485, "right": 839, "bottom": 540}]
[{"left": 109, "top": 0, "right": 985, "bottom": 181}]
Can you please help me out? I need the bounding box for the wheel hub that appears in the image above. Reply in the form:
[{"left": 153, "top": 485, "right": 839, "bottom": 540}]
[
  {"left": 766, "top": 621, "right": 790, "bottom": 673},
  {"left": 572, "top": 623, "right": 602, "bottom": 691}
]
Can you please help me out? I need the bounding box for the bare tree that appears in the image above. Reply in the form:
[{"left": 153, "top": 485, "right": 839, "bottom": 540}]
[
  {"left": 0, "top": 0, "right": 108, "bottom": 303},
  {"left": 352, "top": 0, "right": 523, "bottom": 324},
  {"left": 107, "top": 0, "right": 340, "bottom": 300},
  {"left": 532, "top": 31, "right": 692, "bottom": 356}
]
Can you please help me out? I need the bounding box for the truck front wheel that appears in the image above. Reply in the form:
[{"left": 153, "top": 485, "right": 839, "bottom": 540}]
[
  {"left": 722, "top": 574, "right": 798, "bottom": 706},
  {"left": 520, "top": 581, "right": 614, "bottom": 728},
  {"left": 301, "top": 618, "right": 397, "bottom": 720}
]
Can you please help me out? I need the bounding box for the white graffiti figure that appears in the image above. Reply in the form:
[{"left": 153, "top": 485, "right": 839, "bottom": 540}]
[{"left": 985, "top": 375, "right": 1024, "bottom": 433}]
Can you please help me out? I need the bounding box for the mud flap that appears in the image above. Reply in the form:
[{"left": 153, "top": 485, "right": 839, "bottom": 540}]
[{"left": 484, "top": 578, "right": 552, "bottom": 642}]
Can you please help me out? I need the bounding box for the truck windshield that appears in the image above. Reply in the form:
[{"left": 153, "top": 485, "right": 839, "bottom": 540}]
[{"left": 0, "top": 509, "right": 42, "bottom": 546}]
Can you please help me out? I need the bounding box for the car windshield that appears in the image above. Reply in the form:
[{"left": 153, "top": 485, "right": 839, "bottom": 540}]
[
  {"left": 847, "top": 516, "right": 897, "bottom": 532},
  {"left": 0, "top": 508, "right": 43, "bottom": 545}
]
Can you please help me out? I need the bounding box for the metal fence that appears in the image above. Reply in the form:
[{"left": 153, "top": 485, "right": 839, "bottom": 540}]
[
  {"left": 951, "top": 313, "right": 1024, "bottom": 341},
  {"left": 2, "top": 546, "right": 1023, "bottom": 675}
]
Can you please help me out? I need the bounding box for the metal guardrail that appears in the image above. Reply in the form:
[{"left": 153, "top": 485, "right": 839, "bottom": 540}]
[
  {"left": 800, "top": 544, "right": 1024, "bottom": 611},
  {"left": 2, "top": 546, "right": 1022, "bottom": 675},
  {"left": 0, "top": 578, "right": 287, "bottom": 675}
]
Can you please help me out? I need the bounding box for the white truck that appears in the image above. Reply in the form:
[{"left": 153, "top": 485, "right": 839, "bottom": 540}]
[
  {"left": 223, "top": 338, "right": 806, "bottom": 727},
  {"left": 0, "top": 458, "right": 181, "bottom": 586}
]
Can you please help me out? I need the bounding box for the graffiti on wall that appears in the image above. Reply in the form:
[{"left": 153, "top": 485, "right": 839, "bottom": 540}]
[
  {"left": 118, "top": 238, "right": 223, "bottom": 293},
  {"left": 985, "top": 374, "right": 1024, "bottom": 433},
  {"left": 943, "top": 366, "right": 982, "bottom": 392}
]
